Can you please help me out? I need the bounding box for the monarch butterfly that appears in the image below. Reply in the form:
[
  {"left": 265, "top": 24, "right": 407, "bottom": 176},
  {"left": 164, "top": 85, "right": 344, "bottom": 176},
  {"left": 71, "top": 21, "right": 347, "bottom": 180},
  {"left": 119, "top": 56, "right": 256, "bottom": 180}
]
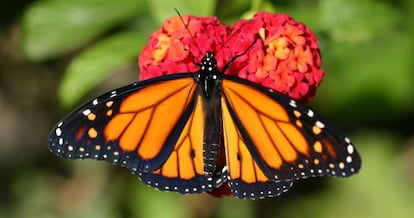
[{"left": 49, "top": 49, "right": 361, "bottom": 200}]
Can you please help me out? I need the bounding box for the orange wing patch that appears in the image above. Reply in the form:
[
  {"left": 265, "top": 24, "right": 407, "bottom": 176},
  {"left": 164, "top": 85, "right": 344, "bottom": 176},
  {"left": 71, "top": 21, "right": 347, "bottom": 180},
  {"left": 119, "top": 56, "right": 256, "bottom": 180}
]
[
  {"left": 104, "top": 78, "right": 197, "bottom": 160},
  {"left": 222, "top": 79, "right": 308, "bottom": 171},
  {"left": 152, "top": 95, "right": 205, "bottom": 179},
  {"left": 221, "top": 97, "right": 269, "bottom": 184}
]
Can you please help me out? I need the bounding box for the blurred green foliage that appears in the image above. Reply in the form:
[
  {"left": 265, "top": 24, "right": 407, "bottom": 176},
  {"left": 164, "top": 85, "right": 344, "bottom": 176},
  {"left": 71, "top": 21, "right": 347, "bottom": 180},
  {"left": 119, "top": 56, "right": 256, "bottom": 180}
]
[{"left": 1, "top": 0, "right": 413, "bottom": 217}]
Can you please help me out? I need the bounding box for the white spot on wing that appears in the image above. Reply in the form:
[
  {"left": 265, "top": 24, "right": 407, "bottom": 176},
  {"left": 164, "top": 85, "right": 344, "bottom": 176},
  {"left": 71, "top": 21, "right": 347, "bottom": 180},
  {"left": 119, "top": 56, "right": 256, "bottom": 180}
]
[
  {"left": 82, "top": 109, "right": 91, "bottom": 116},
  {"left": 307, "top": 109, "right": 314, "bottom": 117},
  {"left": 55, "top": 128, "right": 62, "bottom": 136},
  {"left": 347, "top": 145, "right": 354, "bottom": 154},
  {"left": 315, "top": 120, "right": 325, "bottom": 128}
]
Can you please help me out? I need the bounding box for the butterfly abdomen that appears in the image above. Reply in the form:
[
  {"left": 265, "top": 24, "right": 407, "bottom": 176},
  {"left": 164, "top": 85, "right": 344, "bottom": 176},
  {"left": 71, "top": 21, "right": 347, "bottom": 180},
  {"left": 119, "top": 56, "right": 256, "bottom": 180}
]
[{"left": 199, "top": 74, "right": 223, "bottom": 177}]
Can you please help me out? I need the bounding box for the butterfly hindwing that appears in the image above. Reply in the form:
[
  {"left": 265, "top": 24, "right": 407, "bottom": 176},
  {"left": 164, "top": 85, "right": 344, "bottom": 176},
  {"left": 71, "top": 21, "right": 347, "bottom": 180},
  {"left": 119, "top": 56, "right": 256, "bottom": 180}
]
[
  {"left": 221, "top": 98, "right": 293, "bottom": 199},
  {"left": 220, "top": 75, "right": 361, "bottom": 182},
  {"left": 135, "top": 94, "right": 225, "bottom": 193}
]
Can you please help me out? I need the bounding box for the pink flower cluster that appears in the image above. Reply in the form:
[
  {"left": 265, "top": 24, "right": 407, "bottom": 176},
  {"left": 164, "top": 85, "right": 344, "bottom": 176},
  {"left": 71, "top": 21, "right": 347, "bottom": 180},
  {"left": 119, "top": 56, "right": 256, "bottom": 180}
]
[{"left": 138, "top": 12, "right": 325, "bottom": 103}]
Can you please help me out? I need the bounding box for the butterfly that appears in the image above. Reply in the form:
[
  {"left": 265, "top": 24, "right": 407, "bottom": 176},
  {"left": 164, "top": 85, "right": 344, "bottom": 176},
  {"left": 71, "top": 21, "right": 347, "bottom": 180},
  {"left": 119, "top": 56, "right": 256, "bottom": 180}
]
[{"left": 48, "top": 51, "right": 361, "bottom": 200}]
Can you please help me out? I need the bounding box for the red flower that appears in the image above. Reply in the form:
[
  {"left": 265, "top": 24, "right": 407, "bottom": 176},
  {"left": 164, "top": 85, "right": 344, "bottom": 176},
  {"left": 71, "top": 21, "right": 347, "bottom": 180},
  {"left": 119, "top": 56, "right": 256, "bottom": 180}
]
[
  {"left": 137, "top": 12, "right": 325, "bottom": 197},
  {"left": 227, "top": 12, "right": 325, "bottom": 103},
  {"left": 138, "top": 15, "right": 230, "bottom": 80},
  {"left": 207, "top": 183, "right": 232, "bottom": 198},
  {"left": 138, "top": 12, "right": 324, "bottom": 103}
]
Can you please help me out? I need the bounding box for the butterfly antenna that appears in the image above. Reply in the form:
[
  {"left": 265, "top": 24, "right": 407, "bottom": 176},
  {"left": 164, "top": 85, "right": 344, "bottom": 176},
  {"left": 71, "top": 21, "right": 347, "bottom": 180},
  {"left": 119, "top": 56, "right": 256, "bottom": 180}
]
[
  {"left": 175, "top": 8, "right": 202, "bottom": 66},
  {"left": 221, "top": 38, "right": 258, "bottom": 73}
]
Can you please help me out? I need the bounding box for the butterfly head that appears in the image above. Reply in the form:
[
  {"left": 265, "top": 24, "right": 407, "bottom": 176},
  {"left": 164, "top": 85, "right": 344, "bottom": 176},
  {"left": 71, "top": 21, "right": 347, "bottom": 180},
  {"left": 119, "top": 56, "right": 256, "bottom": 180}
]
[
  {"left": 196, "top": 52, "right": 221, "bottom": 98},
  {"left": 200, "top": 52, "right": 218, "bottom": 73}
]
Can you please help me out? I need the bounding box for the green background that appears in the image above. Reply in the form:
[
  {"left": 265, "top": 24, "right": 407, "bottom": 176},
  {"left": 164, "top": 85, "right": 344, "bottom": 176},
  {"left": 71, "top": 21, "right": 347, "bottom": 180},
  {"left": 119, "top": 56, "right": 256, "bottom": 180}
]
[{"left": 1, "top": 0, "right": 413, "bottom": 217}]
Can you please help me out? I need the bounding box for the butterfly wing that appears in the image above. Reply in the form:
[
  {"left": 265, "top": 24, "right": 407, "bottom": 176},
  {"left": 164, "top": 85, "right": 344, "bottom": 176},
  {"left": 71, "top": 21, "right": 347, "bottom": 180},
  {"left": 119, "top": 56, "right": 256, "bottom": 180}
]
[
  {"left": 220, "top": 75, "right": 361, "bottom": 184},
  {"left": 48, "top": 73, "right": 222, "bottom": 194},
  {"left": 221, "top": 98, "right": 293, "bottom": 199}
]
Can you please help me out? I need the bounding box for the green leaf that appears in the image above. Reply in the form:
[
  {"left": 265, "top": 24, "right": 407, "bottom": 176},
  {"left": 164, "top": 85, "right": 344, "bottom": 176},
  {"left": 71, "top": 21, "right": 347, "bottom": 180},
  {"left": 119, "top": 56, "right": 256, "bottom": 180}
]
[
  {"left": 216, "top": 198, "right": 255, "bottom": 218},
  {"left": 21, "top": 0, "right": 145, "bottom": 61},
  {"left": 317, "top": 0, "right": 399, "bottom": 43},
  {"left": 276, "top": 1, "right": 320, "bottom": 28},
  {"left": 146, "top": 0, "right": 217, "bottom": 25},
  {"left": 58, "top": 31, "right": 147, "bottom": 108},
  {"left": 317, "top": 33, "right": 413, "bottom": 112},
  {"left": 129, "top": 180, "right": 189, "bottom": 218}
]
